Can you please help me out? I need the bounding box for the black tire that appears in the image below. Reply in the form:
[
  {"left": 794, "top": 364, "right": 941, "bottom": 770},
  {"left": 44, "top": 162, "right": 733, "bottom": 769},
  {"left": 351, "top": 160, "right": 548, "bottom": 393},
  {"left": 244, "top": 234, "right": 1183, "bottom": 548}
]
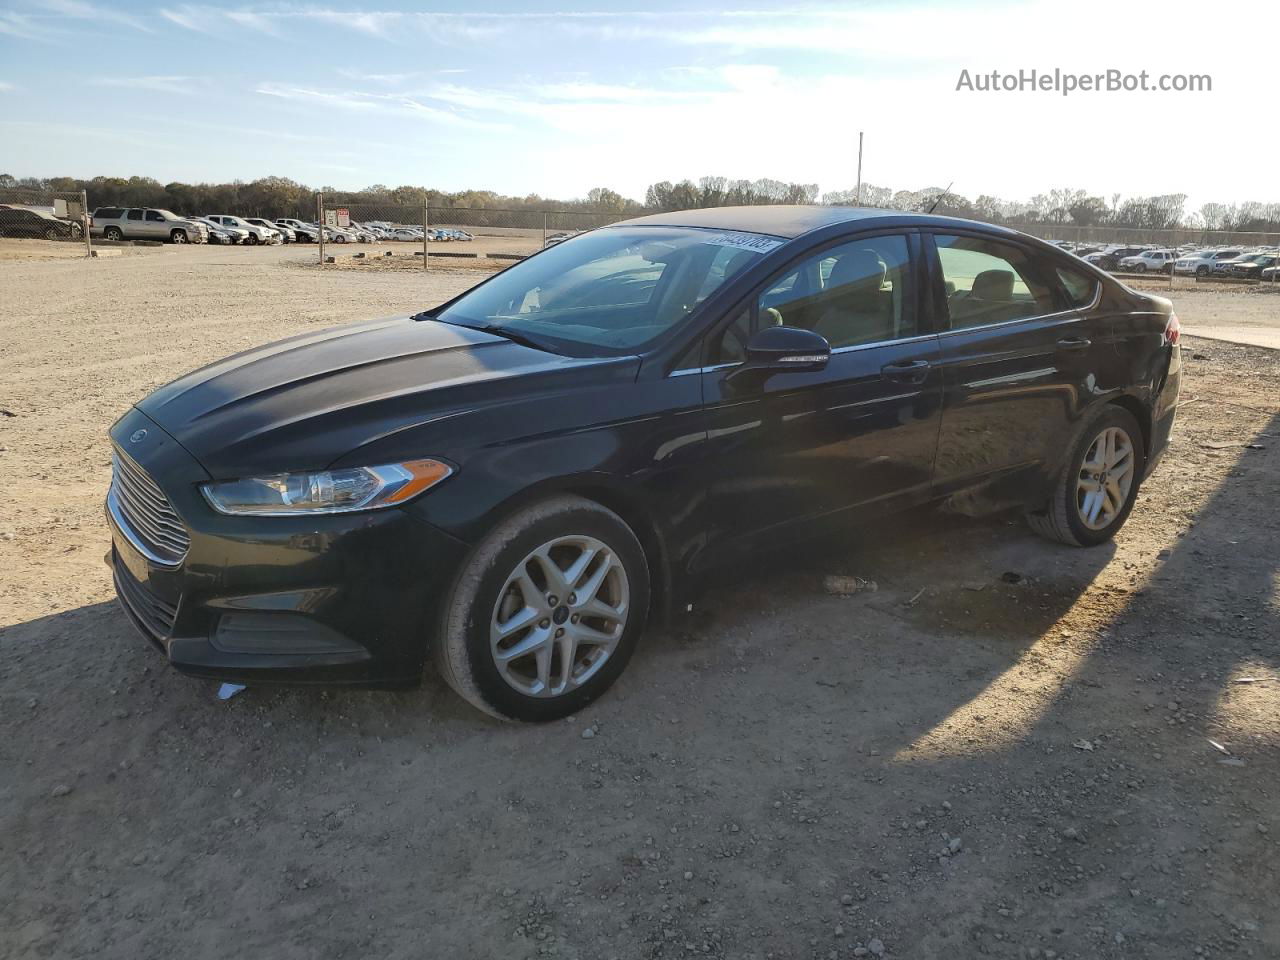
[
  {"left": 246, "top": 234, "right": 259, "bottom": 245},
  {"left": 170, "top": 229, "right": 188, "bottom": 244},
  {"left": 1134, "top": 263, "right": 1147, "bottom": 273},
  {"left": 104, "top": 226, "right": 123, "bottom": 241},
  {"left": 1026, "top": 405, "right": 1145, "bottom": 547},
  {"left": 44, "top": 226, "right": 59, "bottom": 240},
  {"left": 1196, "top": 265, "right": 1209, "bottom": 277},
  {"left": 435, "top": 495, "right": 650, "bottom": 722}
]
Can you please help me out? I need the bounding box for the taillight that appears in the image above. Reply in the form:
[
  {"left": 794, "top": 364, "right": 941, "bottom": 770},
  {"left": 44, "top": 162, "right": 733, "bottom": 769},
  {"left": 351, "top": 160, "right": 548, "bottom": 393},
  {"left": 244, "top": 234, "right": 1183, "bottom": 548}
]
[{"left": 1163, "top": 312, "right": 1181, "bottom": 346}]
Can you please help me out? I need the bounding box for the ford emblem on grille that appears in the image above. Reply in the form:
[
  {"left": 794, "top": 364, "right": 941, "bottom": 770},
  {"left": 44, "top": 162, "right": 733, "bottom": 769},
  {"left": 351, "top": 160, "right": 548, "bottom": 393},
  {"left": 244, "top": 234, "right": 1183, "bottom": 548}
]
[{"left": 129, "top": 429, "right": 147, "bottom": 444}]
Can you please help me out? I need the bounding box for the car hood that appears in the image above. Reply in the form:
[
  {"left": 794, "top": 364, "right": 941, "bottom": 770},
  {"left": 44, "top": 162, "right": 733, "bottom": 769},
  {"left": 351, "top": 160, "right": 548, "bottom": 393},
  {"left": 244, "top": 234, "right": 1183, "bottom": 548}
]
[{"left": 137, "top": 316, "right": 637, "bottom": 478}]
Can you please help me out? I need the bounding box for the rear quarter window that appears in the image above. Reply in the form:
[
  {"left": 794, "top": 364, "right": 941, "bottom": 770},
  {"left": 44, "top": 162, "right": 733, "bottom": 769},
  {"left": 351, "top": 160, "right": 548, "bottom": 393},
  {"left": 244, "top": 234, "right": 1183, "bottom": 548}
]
[{"left": 1055, "top": 265, "right": 1099, "bottom": 309}]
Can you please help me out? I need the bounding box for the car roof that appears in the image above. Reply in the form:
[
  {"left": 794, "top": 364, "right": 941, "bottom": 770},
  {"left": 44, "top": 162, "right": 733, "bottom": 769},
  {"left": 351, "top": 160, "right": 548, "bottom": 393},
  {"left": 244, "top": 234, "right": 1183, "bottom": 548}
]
[{"left": 610, "top": 204, "right": 1028, "bottom": 240}]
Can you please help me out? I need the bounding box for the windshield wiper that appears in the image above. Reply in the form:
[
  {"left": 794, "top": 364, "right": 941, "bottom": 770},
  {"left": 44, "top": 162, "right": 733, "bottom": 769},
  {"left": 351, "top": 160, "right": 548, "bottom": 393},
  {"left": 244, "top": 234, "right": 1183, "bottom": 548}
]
[{"left": 471, "top": 324, "right": 557, "bottom": 353}]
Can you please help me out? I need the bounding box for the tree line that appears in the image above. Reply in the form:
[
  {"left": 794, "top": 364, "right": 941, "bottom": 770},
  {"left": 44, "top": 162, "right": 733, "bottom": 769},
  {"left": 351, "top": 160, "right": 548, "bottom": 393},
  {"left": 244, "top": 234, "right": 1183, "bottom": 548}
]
[{"left": 3, "top": 173, "right": 1278, "bottom": 233}]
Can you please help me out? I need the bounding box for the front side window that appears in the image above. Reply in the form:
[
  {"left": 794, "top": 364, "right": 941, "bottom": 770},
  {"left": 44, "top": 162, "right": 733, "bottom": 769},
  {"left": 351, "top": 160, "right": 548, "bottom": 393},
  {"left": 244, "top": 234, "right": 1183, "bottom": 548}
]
[
  {"left": 935, "top": 235, "right": 1056, "bottom": 329},
  {"left": 433, "top": 227, "right": 774, "bottom": 355},
  {"left": 146, "top": 210, "right": 164, "bottom": 222},
  {"left": 756, "top": 235, "right": 914, "bottom": 349}
]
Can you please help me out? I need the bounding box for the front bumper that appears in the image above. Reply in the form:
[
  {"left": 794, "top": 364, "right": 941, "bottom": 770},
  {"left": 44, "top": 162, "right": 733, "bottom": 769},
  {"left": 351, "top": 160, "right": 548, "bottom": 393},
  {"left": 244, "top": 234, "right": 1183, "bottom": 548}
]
[{"left": 106, "top": 408, "right": 470, "bottom": 687}]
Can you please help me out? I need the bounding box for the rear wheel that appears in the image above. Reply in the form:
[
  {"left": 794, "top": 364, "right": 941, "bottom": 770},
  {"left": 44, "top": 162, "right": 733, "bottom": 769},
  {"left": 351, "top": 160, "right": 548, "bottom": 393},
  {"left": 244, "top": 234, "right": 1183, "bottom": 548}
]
[
  {"left": 435, "top": 495, "right": 650, "bottom": 721},
  {"left": 1027, "top": 406, "right": 1145, "bottom": 547},
  {"left": 104, "top": 226, "right": 123, "bottom": 241}
]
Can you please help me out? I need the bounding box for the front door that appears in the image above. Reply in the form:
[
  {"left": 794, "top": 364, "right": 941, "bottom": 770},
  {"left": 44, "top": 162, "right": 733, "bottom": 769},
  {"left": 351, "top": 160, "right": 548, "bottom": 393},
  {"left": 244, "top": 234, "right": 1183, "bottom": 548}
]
[{"left": 697, "top": 231, "right": 943, "bottom": 560}]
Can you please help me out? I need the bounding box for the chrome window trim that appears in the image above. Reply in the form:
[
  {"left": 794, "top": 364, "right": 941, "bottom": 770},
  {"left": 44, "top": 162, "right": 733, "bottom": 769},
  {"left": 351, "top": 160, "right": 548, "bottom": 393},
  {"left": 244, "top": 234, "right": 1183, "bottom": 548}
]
[{"left": 667, "top": 331, "right": 940, "bottom": 377}]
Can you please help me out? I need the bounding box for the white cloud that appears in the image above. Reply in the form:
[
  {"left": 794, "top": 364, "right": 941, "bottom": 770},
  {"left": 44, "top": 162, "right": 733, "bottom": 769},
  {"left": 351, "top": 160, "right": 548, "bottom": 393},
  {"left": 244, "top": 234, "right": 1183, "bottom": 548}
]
[
  {"left": 92, "top": 75, "right": 203, "bottom": 95},
  {"left": 40, "top": 0, "right": 154, "bottom": 33},
  {"left": 0, "top": 10, "right": 44, "bottom": 39},
  {"left": 0, "top": 81, "right": 16, "bottom": 93},
  {"left": 255, "top": 82, "right": 504, "bottom": 130}
]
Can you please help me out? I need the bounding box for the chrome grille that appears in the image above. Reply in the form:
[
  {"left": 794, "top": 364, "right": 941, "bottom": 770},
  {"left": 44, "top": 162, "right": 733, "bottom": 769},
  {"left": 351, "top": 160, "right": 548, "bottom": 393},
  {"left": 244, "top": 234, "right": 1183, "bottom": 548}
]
[{"left": 109, "top": 448, "right": 190, "bottom": 566}]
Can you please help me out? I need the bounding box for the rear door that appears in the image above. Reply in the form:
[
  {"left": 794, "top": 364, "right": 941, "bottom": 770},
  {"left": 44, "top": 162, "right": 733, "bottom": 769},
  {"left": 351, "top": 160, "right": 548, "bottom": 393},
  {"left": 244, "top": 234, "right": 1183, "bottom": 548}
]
[
  {"left": 124, "top": 208, "right": 145, "bottom": 238},
  {"left": 696, "top": 231, "right": 943, "bottom": 555},
  {"left": 926, "top": 231, "right": 1112, "bottom": 499}
]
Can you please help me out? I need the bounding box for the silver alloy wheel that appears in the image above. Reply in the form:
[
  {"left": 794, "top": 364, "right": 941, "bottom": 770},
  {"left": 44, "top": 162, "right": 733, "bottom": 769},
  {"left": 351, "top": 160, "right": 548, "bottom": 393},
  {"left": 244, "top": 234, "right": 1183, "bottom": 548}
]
[
  {"left": 172, "top": 230, "right": 187, "bottom": 243},
  {"left": 1076, "top": 425, "right": 1135, "bottom": 530},
  {"left": 489, "top": 535, "right": 629, "bottom": 698}
]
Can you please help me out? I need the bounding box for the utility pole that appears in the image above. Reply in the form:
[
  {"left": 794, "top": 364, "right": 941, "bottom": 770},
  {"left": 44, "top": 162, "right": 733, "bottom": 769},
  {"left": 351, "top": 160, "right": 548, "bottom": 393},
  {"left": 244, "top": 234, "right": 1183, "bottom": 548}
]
[
  {"left": 81, "top": 188, "right": 91, "bottom": 258},
  {"left": 316, "top": 192, "right": 325, "bottom": 266},
  {"left": 855, "top": 131, "right": 864, "bottom": 205},
  {"left": 422, "top": 195, "right": 429, "bottom": 269}
]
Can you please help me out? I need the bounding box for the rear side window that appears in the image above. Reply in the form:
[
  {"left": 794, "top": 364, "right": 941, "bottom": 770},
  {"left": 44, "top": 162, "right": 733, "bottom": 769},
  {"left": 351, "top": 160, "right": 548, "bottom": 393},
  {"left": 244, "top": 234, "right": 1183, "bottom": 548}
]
[
  {"left": 126, "top": 209, "right": 143, "bottom": 221},
  {"left": 935, "top": 235, "right": 1056, "bottom": 329},
  {"left": 1055, "top": 266, "right": 1098, "bottom": 308},
  {"left": 95, "top": 208, "right": 123, "bottom": 219}
]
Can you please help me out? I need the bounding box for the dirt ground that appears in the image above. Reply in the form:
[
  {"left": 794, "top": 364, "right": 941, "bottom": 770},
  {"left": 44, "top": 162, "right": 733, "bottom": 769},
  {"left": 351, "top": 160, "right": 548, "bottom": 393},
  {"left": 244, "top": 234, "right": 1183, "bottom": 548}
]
[{"left": 2, "top": 246, "right": 1278, "bottom": 960}]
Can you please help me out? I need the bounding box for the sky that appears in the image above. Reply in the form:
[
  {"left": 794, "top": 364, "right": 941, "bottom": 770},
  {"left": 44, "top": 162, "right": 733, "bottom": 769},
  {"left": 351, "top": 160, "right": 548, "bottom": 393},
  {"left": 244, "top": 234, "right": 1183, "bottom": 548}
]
[{"left": 1, "top": 0, "right": 1277, "bottom": 209}]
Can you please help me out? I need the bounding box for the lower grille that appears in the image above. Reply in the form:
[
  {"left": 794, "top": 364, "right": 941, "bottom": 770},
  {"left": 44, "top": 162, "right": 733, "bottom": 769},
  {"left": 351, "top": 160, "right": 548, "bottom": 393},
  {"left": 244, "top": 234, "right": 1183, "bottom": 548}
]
[{"left": 113, "top": 557, "right": 178, "bottom": 641}]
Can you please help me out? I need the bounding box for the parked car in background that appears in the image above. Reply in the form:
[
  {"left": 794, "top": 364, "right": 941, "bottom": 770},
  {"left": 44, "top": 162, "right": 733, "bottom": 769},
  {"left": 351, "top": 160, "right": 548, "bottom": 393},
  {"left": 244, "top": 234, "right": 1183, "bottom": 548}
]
[
  {"left": 204, "top": 215, "right": 275, "bottom": 245},
  {"left": 0, "top": 206, "right": 84, "bottom": 240},
  {"left": 92, "top": 207, "right": 208, "bottom": 244},
  {"left": 1083, "top": 245, "right": 1149, "bottom": 271},
  {"left": 1172, "top": 249, "right": 1242, "bottom": 277},
  {"left": 389, "top": 227, "right": 421, "bottom": 241},
  {"left": 246, "top": 218, "right": 292, "bottom": 243},
  {"left": 1118, "top": 249, "right": 1175, "bottom": 274},
  {"left": 274, "top": 218, "right": 318, "bottom": 242},
  {"left": 1224, "top": 252, "right": 1279, "bottom": 279},
  {"left": 188, "top": 216, "right": 242, "bottom": 245},
  {"left": 105, "top": 206, "right": 1180, "bottom": 720}
]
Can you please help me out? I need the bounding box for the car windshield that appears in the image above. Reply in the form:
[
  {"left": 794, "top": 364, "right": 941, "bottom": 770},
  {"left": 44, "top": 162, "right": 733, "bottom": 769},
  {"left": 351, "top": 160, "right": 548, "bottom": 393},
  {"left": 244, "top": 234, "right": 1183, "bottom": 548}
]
[{"left": 431, "top": 226, "right": 778, "bottom": 355}]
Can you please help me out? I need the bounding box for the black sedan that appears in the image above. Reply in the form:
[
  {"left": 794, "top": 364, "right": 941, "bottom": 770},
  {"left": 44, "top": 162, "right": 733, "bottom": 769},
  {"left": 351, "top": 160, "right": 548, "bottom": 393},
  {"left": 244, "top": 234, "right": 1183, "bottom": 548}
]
[
  {"left": 0, "top": 206, "right": 83, "bottom": 240},
  {"left": 1225, "top": 253, "right": 1278, "bottom": 279},
  {"left": 106, "top": 206, "right": 1181, "bottom": 720}
]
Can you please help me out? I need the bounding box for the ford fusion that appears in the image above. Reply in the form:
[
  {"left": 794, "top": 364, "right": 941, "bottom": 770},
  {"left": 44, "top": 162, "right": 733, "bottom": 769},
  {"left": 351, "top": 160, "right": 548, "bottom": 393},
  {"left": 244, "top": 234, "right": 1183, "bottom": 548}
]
[{"left": 107, "top": 206, "right": 1181, "bottom": 720}]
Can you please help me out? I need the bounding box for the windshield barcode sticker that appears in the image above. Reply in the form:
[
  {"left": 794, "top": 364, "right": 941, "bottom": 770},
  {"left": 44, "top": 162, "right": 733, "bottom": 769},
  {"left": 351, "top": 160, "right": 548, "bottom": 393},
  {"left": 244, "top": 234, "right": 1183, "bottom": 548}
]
[{"left": 704, "top": 232, "right": 784, "bottom": 254}]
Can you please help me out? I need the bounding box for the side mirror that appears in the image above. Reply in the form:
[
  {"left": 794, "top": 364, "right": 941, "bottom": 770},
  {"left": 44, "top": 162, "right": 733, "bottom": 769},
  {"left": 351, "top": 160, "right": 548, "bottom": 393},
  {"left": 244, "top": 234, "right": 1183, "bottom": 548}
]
[{"left": 739, "top": 325, "right": 831, "bottom": 374}]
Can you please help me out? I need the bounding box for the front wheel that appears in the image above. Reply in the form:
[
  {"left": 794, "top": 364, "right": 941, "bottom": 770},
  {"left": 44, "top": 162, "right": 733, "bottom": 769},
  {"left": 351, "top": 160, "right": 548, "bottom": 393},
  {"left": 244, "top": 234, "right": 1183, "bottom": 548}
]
[
  {"left": 1133, "top": 263, "right": 1147, "bottom": 273},
  {"left": 246, "top": 234, "right": 259, "bottom": 245},
  {"left": 170, "top": 229, "right": 188, "bottom": 244},
  {"left": 435, "top": 495, "right": 650, "bottom": 721},
  {"left": 44, "top": 226, "right": 60, "bottom": 240},
  {"left": 1196, "top": 265, "right": 1209, "bottom": 277},
  {"left": 1026, "top": 406, "right": 1145, "bottom": 547}
]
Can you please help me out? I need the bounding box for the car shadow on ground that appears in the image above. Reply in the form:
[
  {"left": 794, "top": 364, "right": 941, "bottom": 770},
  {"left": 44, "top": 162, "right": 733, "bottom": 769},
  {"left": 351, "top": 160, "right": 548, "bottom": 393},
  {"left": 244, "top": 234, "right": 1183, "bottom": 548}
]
[{"left": 3, "top": 414, "right": 1276, "bottom": 958}]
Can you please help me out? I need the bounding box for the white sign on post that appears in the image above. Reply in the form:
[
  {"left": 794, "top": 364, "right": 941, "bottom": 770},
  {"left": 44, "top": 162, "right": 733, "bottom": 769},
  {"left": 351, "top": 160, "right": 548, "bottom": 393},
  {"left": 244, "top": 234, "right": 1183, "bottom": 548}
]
[
  {"left": 324, "top": 210, "right": 338, "bottom": 228},
  {"left": 335, "top": 208, "right": 350, "bottom": 228}
]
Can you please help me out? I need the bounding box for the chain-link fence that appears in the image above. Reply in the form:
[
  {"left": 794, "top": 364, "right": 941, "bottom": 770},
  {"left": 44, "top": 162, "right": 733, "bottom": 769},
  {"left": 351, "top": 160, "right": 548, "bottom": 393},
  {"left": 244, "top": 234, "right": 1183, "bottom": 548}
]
[
  {"left": 317, "top": 195, "right": 630, "bottom": 267},
  {"left": 0, "top": 187, "right": 91, "bottom": 254},
  {"left": 1010, "top": 221, "right": 1280, "bottom": 251}
]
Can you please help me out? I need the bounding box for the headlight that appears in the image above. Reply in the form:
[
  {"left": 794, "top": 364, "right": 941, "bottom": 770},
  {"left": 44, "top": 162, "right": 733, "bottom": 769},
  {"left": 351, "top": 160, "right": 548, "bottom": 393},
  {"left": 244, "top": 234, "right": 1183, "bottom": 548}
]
[{"left": 201, "top": 459, "right": 452, "bottom": 516}]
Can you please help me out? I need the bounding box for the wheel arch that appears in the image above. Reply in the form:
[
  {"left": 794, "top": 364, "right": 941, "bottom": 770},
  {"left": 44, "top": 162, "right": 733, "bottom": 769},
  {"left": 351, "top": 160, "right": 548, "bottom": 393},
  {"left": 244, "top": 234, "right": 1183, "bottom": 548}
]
[
  {"left": 468, "top": 474, "right": 674, "bottom": 629},
  {"left": 1105, "top": 392, "right": 1152, "bottom": 460}
]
